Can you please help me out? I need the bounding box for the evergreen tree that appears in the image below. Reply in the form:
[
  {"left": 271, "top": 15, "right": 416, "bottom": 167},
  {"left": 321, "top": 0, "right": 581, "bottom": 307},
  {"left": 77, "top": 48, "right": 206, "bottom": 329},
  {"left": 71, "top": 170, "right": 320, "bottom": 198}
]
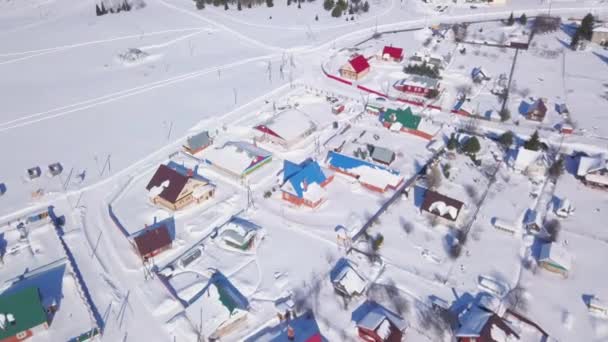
[
  {"left": 506, "top": 12, "right": 514, "bottom": 26},
  {"left": 315, "top": 14, "right": 318, "bottom": 21},
  {"left": 237, "top": 0, "right": 242, "bottom": 10},
  {"left": 247, "top": 2, "right": 252, "bottom": 8},
  {"left": 196, "top": 0, "right": 205, "bottom": 9},
  {"left": 298, "top": 0, "right": 301, "bottom": 8},
  {"left": 100, "top": 2, "right": 107, "bottom": 14},
  {"left": 523, "top": 130, "right": 541, "bottom": 151},
  {"left": 348, "top": 5, "right": 353, "bottom": 14},
  {"left": 350, "top": 15, "right": 354, "bottom": 20},
  {"left": 362, "top": 1, "right": 369, "bottom": 12},
  {"left": 570, "top": 31, "right": 580, "bottom": 49},
  {"left": 519, "top": 13, "right": 527, "bottom": 25},
  {"left": 548, "top": 157, "right": 564, "bottom": 179},
  {"left": 336, "top": 0, "right": 347, "bottom": 11},
  {"left": 579, "top": 13, "right": 594, "bottom": 40},
  {"left": 461, "top": 136, "right": 481, "bottom": 155},
  {"left": 323, "top": 0, "right": 334, "bottom": 11},
  {"left": 266, "top": 0, "right": 273, "bottom": 7},
  {"left": 447, "top": 133, "right": 458, "bottom": 151},
  {"left": 96, "top": 3, "right": 102, "bottom": 16},
  {"left": 498, "top": 131, "right": 514, "bottom": 150},
  {"left": 331, "top": 6, "right": 342, "bottom": 17},
  {"left": 287, "top": 0, "right": 291, "bottom": 6},
  {"left": 213, "top": 0, "right": 221, "bottom": 7}
]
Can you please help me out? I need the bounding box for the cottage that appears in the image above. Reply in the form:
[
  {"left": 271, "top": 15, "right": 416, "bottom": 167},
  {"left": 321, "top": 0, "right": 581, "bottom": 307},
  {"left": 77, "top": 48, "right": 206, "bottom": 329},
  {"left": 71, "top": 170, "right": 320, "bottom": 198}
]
[
  {"left": 538, "top": 242, "right": 571, "bottom": 277},
  {"left": 133, "top": 224, "right": 172, "bottom": 259},
  {"left": 204, "top": 141, "right": 272, "bottom": 179},
  {"left": 326, "top": 151, "right": 404, "bottom": 193},
  {"left": 369, "top": 146, "right": 396, "bottom": 166},
  {"left": 183, "top": 131, "right": 212, "bottom": 155},
  {"left": 48, "top": 163, "right": 63, "bottom": 177},
  {"left": 513, "top": 148, "right": 546, "bottom": 177},
  {"left": 592, "top": 26, "right": 608, "bottom": 45},
  {"left": 408, "top": 52, "right": 444, "bottom": 70},
  {"left": 339, "top": 55, "right": 370, "bottom": 80},
  {"left": 526, "top": 99, "right": 548, "bottom": 122},
  {"left": 378, "top": 46, "right": 404, "bottom": 62},
  {"left": 27, "top": 167, "right": 41, "bottom": 180},
  {"left": 218, "top": 217, "right": 260, "bottom": 251},
  {"left": 355, "top": 301, "right": 407, "bottom": 342},
  {"left": 146, "top": 163, "right": 215, "bottom": 211},
  {"left": 420, "top": 189, "right": 465, "bottom": 222},
  {"left": 254, "top": 109, "right": 317, "bottom": 148},
  {"left": 523, "top": 209, "right": 542, "bottom": 232},
  {"left": 576, "top": 155, "right": 608, "bottom": 189},
  {"left": 456, "top": 305, "right": 520, "bottom": 342},
  {"left": 0, "top": 287, "right": 48, "bottom": 342},
  {"left": 330, "top": 259, "right": 367, "bottom": 298},
  {"left": 393, "top": 76, "right": 440, "bottom": 97},
  {"left": 332, "top": 103, "right": 345, "bottom": 114},
  {"left": 492, "top": 218, "right": 520, "bottom": 235},
  {"left": 281, "top": 159, "right": 333, "bottom": 208}
]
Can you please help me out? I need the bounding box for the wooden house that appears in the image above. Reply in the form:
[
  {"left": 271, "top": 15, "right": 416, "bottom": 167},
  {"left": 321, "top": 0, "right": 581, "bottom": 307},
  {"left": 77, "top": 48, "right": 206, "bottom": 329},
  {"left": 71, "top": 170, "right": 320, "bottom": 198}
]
[
  {"left": 146, "top": 164, "right": 215, "bottom": 211},
  {"left": 339, "top": 55, "right": 370, "bottom": 80},
  {"left": 133, "top": 224, "right": 172, "bottom": 259},
  {"left": 355, "top": 301, "right": 407, "bottom": 342}
]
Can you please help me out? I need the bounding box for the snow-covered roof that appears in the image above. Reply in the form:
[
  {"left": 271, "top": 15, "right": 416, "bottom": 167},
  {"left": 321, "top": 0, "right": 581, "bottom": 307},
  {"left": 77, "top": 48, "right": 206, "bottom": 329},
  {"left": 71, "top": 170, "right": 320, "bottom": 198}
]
[
  {"left": 327, "top": 151, "right": 403, "bottom": 190},
  {"left": 421, "top": 189, "right": 464, "bottom": 222},
  {"left": 577, "top": 156, "right": 607, "bottom": 176},
  {"left": 395, "top": 75, "right": 439, "bottom": 89},
  {"left": 539, "top": 243, "right": 572, "bottom": 271},
  {"left": 255, "top": 109, "right": 317, "bottom": 143},
  {"left": 281, "top": 159, "right": 329, "bottom": 201},
  {"left": 585, "top": 173, "right": 608, "bottom": 186},
  {"left": 457, "top": 306, "right": 493, "bottom": 337},
  {"left": 493, "top": 218, "right": 520, "bottom": 233},
  {"left": 514, "top": 148, "right": 542, "bottom": 172},
  {"left": 192, "top": 183, "right": 216, "bottom": 199},
  {"left": 417, "top": 119, "right": 441, "bottom": 136},
  {"left": 330, "top": 260, "right": 367, "bottom": 296},
  {"left": 205, "top": 141, "right": 271, "bottom": 176},
  {"left": 356, "top": 302, "right": 407, "bottom": 332},
  {"left": 220, "top": 217, "right": 260, "bottom": 247}
]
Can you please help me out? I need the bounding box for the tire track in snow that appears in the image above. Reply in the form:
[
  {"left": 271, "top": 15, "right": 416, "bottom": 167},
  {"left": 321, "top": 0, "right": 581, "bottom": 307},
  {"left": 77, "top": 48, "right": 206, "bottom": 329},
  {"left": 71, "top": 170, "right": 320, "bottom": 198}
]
[{"left": 0, "top": 53, "right": 279, "bottom": 132}]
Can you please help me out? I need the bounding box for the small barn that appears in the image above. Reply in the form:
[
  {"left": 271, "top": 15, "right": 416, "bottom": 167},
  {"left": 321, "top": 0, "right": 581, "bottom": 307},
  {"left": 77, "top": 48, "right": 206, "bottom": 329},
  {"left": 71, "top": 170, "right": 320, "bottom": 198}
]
[
  {"left": 146, "top": 164, "right": 215, "bottom": 211},
  {"left": 378, "top": 46, "right": 404, "bottom": 62},
  {"left": 183, "top": 131, "right": 212, "bottom": 155},
  {"left": 133, "top": 224, "right": 172, "bottom": 259},
  {"left": 408, "top": 52, "right": 444, "bottom": 70},
  {"left": 27, "top": 166, "right": 41, "bottom": 180},
  {"left": 339, "top": 55, "right": 370, "bottom": 80},
  {"left": 369, "top": 145, "right": 396, "bottom": 166},
  {"left": 420, "top": 189, "right": 464, "bottom": 222},
  {"left": 492, "top": 218, "right": 520, "bottom": 235},
  {"left": 538, "top": 242, "right": 571, "bottom": 277},
  {"left": 526, "top": 99, "right": 548, "bottom": 122},
  {"left": 254, "top": 109, "right": 317, "bottom": 148},
  {"left": 330, "top": 259, "right": 367, "bottom": 298},
  {"left": 555, "top": 198, "right": 575, "bottom": 218},
  {"left": 48, "top": 163, "right": 63, "bottom": 177},
  {"left": 577, "top": 156, "right": 608, "bottom": 189},
  {"left": 523, "top": 209, "right": 542, "bottom": 232},
  {"left": 204, "top": 141, "right": 272, "bottom": 179},
  {"left": 326, "top": 151, "right": 404, "bottom": 193},
  {"left": 218, "top": 217, "right": 260, "bottom": 251},
  {"left": 281, "top": 159, "right": 333, "bottom": 208},
  {"left": 354, "top": 301, "right": 407, "bottom": 342},
  {"left": 0, "top": 287, "right": 48, "bottom": 342}
]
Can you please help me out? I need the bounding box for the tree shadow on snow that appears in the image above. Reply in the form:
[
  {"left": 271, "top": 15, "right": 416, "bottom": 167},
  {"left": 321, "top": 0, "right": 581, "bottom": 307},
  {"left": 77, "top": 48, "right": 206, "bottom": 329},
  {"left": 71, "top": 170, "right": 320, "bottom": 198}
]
[
  {"left": 592, "top": 51, "right": 608, "bottom": 66},
  {"left": 413, "top": 185, "right": 428, "bottom": 208},
  {"left": 559, "top": 23, "right": 578, "bottom": 38}
]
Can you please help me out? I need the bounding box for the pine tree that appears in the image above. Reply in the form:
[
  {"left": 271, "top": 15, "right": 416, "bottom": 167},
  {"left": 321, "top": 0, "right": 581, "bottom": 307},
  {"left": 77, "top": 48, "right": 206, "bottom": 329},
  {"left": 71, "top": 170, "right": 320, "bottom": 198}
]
[
  {"left": 297, "top": 1, "right": 301, "bottom": 8},
  {"left": 461, "top": 136, "right": 481, "bottom": 155},
  {"left": 519, "top": 13, "right": 527, "bottom": 25},
  {"left": 287, "top": 0, "right": 291, "bottom": 6},
  {"left": 196, "top": 0, "right": 205, "bottom": 9},
  {"left": 350, "top": 15, "right": 354, "bottom": 20},
  {"left": 336, "top": 0, "right": 347, "bottom": 11},
  {"left": 224, "top": 0, "right": 228, "bottom": 10},
  {"left": 323, "top": 0, "right": 334, "bottom": 11},
  {"left": 580, "top": 13, "right": 594, "bottom": 40},
  {"left": 266, "top": 0, "right": 273, "bottom": 7},
  {"left": 498, "top": 131, "right": 514, "bottom": 149},
  {"left": 247, "top": 2, "right": 252, "bottom": 8},
  {"left": 237, "top": 0, "right": 242, "bottom": 9},
  {"left": 331, "top": 6, "right": 342, "bottom": 17},
  {"left": 506, "top": 12, "right": 514, "bottom": 26},
  {"left": 523, "top": 130, "right": 541, "bottom": 151},
  {"left": 570, "top": 31, "right": 580, "bottom": 50},
  {"left": 315, "top": 14, "right": 318, "bottom": 21},
  {"left": 447, "top": 134, "right": 458, "bottom": 151},
  {"left": 100, "top": 2, "right": 107, "bottom": 14},
  {"left": 362, "top": 1, "right": 369, "bottom": 12},
  {"left": 96, "top": 3, "right": 102, "bottom": 16}
]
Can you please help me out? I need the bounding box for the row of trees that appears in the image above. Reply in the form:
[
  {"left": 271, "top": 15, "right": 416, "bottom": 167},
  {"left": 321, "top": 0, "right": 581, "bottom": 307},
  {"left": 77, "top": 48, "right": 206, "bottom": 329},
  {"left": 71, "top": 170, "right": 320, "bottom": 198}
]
[
  {"left": 506, "top": 12, "right": 527, "bottom": 26},
  {"left": 324, "top": 0, "right": 368, "bottom": 18},
  {"left": 96, "top": 0, "right": 132, "bottom": 16},
  {"left": 195, "top": 0, "right": 276, "bottom": 10},
  {"left": 403, "top": 62, "right": 440, "bottom": 79}
]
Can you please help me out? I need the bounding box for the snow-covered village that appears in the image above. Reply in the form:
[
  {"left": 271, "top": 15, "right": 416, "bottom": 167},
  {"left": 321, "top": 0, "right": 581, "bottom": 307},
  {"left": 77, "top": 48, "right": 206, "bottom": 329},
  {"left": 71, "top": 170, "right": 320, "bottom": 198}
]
[{"left": 2, "top": 0, "right": 608, "bottom": 341}]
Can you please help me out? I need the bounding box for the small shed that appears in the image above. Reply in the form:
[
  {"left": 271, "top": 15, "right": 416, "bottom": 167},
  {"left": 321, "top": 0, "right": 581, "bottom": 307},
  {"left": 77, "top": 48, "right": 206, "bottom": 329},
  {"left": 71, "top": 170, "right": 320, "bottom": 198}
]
[
  {"left": 48, "top": 162, "right": 63, "bottom": 177},
  {"left": 27, "top": 167, "right": 42, "bottom": 180},
  {"left": 330, "top": 259, "right": 367, "bottom": 298},
  {"left": 492, "top": 218, "right": 520, "bottom": 235},
  {"left": 133, "top": 224, "right": 172, "bottom": 259},
  {"left": 369, "top": 145, "right": 396, "bottom": 166},
  {"left": 184, "top": 131, "right": 212, "bottom": 155},
  {"left": 588, "top": 297, "right": 608, "bottom": 315},
  {"left": 379, "top": 46, "right": 404, "bottom": 62},
  {"left": 538, "top": 243, "right": 571, "bottom": 277},
  {"left": 219, "top": 217, "right": 260, "bottom": 251},
  {"left": 523, "top": 209, "right": 541, "bottom": 232},
  {"left": 555, "top": 198, "right": 575, "bottom": 218}
]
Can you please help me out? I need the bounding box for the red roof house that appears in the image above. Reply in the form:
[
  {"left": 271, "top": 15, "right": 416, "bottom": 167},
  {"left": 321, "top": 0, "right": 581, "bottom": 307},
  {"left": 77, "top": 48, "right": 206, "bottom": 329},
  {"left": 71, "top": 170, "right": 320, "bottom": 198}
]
[
  {"left": 133, "top": 224, "right": 172, "bottom": 259},
  {"left": 380, "top": 46, "right": 404, "bottom": 62},
  {"left": 340, "top": 55, "right": 371, "bottom": 80}
]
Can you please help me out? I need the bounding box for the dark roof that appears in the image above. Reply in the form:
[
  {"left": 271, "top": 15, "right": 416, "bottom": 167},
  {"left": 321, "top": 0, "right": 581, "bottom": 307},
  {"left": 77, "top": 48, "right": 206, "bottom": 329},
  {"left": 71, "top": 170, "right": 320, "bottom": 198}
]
[
  {"left": 479, "top": 314, "right": 520, "bottom": 341},
  {"left": 382, "top": 46, "right": 403, "bottom": 59},
  {"left": 420, "top": 189, "right": 464, "bottom": 221},
  {"left": 0, "top": 287, "right": 47, "bottom": 340},
  {"left": 528, "top": 99, "right": 547, "bottom": 116},
  {"left": 349, "top": 55, "right": 370, "bottom": 73},
  {"left": 186, "top": 131, "right": 211, "bottom": 151},
  {"left": 133, "top": 225, "right": 171, "bottom": 257},
  {"left": 146, "top": 164, "right": 190, "bottom": 204}
]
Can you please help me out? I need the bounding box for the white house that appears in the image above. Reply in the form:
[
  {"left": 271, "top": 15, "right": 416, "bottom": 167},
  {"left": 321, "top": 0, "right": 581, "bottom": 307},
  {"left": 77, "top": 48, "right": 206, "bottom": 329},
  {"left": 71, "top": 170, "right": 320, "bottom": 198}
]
[
  {"left": 577, "top": 155, "right": 608, "bottom": 189},
  {"left": 254, "top": 109, "right": 317, "bottom": 149}
]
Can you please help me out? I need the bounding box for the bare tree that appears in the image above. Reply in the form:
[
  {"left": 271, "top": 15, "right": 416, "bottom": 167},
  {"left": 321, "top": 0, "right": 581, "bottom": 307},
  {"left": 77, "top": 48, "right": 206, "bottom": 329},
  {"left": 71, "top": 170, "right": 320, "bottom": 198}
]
[
  {"left": 505, "top": 285, "right": 528, "bottom": 312},
  {"left": 400, "top": 217, "right": 414, "bottom": 234},
  {"left": 545, "top": 219, "right": 561, "bottom": 242}
]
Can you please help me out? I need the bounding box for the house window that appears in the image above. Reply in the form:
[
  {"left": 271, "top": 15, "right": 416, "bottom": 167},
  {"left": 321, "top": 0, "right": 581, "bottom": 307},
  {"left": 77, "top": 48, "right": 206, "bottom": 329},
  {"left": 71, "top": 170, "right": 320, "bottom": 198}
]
[{"left": 16, "top": 331, "right": 28, "bottom": 339}]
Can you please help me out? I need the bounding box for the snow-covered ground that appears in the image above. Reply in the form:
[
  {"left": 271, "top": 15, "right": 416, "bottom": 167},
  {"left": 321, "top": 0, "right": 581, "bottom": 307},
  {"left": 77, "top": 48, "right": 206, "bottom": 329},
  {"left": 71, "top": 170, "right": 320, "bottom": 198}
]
[{"left": 2, "top": 0, "right": 608, "bottom": 341}]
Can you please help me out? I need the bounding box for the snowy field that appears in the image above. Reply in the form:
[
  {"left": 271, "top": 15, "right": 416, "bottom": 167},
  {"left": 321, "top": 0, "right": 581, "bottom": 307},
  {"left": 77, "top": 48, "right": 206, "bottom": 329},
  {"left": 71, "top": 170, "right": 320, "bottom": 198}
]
[{"left": 2, "top": 0, "right": 608, "bottom": 341}]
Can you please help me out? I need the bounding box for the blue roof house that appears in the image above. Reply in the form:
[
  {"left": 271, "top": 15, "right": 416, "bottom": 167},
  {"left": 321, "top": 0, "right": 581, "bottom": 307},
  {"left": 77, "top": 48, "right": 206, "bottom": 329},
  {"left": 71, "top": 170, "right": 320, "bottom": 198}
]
[{"left": 281, "top": 159, "right": 334, "bottom": 208}]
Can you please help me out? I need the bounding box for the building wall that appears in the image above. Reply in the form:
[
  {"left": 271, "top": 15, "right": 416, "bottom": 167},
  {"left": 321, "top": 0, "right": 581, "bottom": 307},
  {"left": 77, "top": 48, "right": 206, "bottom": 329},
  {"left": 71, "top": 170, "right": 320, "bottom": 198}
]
[
  {"left": 358, "top": 327, "right": 382, "bottom": 342},
  {"left": 592, "top": 31, "right": 608, "bottom": 44},
  {"left": 0, "top": 321, "right": 49, "bottom": 342},
  {"left": 540, "top": 261, "right": 567, "bottom": 277},
  {"left": 395, "top": 84, "right": 430, "bottom": 95},
  {"left": 183, "top": 142, "right": 211, "bottom": 155},
  {"left": 142, "top": 243, "right": 172, "bottom": 259}
]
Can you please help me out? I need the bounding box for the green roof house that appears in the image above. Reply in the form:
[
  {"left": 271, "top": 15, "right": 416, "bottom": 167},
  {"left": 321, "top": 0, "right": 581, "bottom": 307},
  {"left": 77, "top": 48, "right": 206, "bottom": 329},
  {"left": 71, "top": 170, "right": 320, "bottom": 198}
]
[
  {"left": 0, "top": 287, "right": 48, "bottom": 342},
  {"left": 382, "top": 108, "right": 421, "bottom": 130}
]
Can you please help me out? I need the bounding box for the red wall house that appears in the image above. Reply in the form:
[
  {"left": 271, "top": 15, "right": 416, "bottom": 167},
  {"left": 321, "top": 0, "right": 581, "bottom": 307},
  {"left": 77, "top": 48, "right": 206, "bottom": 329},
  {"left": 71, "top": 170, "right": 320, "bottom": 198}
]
[
  {"left": 393, "top": 83, "right": 434, "bottom": 96},
  {"left": 357, "top": 325, "right": 404, "bottom": 342},
  {"left": 281, "top": 176, "right": 334, "bottom": 208}
]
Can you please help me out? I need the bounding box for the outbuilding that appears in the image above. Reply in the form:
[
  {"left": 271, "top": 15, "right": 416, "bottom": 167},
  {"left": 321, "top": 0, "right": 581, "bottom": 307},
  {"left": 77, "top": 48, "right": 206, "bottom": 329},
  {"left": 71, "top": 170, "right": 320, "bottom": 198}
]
[
  {"left": 339, "top": 55, "right": 370, "bottom": 80},
  {"left": 420, "top": 189, "right": 465, "bottom": 222},
  {"left": 378, "top": 46, "right": 404, "bottom": 62},
  {"left": 218, "top": 217, "right": 261, "bottom": 251},
  {"left": 204, "top": 141, "right": 273, "bottom": 179},
  {"left": 523, "top": 209, "right": 542, "bottom": 232},
  {"left": 133, "top": 224, "right": 172, "bottom": 259},
  {"left": 538, "top": 242, "right": 571, "bottom": 277},
  {"left": 492, "top": 218, "right": 520, "bottom": 235},
  {"left": 330, "top": 259, "right": 367, "bottom": 298},
  {"left": 254, "top": 109, "right": 317, "bottom": 149},
  {"left": 326, "top": 151, "right": 404, "bottom": 193},
  {"left": 393, "top": 76, "right": 440, "bottom": 97},
  {"left": 183, "top": 130, "right": 212, "bottom": 155},
  {"left": 354, "top": 301, "right": 407, "bottom": 342}
]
